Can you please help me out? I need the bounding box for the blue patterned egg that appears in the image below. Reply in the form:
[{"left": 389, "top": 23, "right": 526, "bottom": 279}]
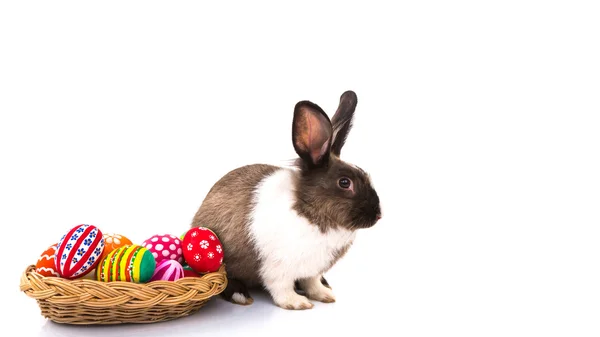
[{"left": 54, "top": 224, "right": 105, "bottom": 279}]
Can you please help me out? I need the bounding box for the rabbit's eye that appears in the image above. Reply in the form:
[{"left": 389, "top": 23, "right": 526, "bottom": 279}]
[{"left": 338, "top": 177, "right": 352, "bottom": 189}]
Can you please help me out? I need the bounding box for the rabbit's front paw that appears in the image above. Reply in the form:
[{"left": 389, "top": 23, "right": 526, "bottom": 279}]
[
  {"left": 275, "top": 292, "right": 314, "bottom": 310},
  {"left": 300, "top": 276, "right": 336, "bottom": 303}
]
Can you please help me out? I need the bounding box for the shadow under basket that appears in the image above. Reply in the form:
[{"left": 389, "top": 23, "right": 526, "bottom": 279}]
[{"left": 19, "top": 264, "right": 228, "bottom": 325}]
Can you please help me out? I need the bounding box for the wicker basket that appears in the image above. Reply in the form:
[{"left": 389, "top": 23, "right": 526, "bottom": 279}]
[{"left": 19, "top": 264, "right": 228, "bottom": 325}]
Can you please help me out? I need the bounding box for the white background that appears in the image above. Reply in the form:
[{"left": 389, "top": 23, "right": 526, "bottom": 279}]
[{"left": 1, "top": 1, "right": 599, "bottom": 336}]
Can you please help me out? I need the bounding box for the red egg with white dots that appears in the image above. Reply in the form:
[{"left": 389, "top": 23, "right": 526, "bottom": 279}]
[
  {"left": 182, "top": 227, "right": 224, "bottom": 274},
  {"left": 141, "top": 234, "right": 183, "bottom": 264}
]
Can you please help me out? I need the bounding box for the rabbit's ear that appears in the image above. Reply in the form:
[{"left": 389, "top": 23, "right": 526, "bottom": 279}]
[
  {"left": 331, "top": 90, "right": 357, "bottom": 157},
  {"left": 292, "top": 100, "right": 333, "bottom": 168}
]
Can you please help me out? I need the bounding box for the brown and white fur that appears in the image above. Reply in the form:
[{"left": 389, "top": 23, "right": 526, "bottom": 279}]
[{"left": 190, "top": 90, "right": 382, "bottom": 310}]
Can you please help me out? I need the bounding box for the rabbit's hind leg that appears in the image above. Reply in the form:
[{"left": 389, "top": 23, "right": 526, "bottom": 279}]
[{"left": 221, "top": 278, "right": 254, "bottom": 305}]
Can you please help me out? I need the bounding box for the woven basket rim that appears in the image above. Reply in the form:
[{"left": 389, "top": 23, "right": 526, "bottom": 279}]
[
  {"left": 20, "top": 263, "right": 228, "bottom": 324},
  {"left": 21, "top": 263, "right": 227, "bottom": 285}
]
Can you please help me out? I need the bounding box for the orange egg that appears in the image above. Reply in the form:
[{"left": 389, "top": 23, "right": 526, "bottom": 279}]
[
  {"left": 35, "top": 243, "right": 60, "bottom": 277},
  {"left": 100, "top": 233, "right": 133, "bottom": 261}
]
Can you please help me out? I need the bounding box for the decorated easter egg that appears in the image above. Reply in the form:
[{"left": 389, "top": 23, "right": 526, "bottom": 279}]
[
  {"left": 141, "top": 234, "right": 183, "bottom": 264},
  {"left": 55, "top": 224, "right": 104, "bottom": 279},
  {"left": 96, "top": 244, "right": 156, "bottom": 283},
  {"left": 150, "top": 259, "right": 184, "bottom": 282},
  {"left": 100, "top": 233, "right": 133, "bottom": 261},
  {"left": 182, "top": 227, "right": 224, "bottom": 274},
  {"left": 35, "top": 244, "right": 60, "bottom": 277}
]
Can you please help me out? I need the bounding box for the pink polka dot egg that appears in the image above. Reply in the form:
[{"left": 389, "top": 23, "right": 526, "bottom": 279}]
[{"left": 141, "top": 234, "right": 183, "bottom": 264}]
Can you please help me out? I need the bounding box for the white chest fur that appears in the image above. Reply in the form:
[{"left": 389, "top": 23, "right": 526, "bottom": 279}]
[{"left": 249, "top": 168, "right": 356, "bottom": 282}]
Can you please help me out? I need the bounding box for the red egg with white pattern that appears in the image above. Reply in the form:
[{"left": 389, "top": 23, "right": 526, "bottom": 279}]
[
  {"left": 182, "top": 227, "right": 224, "bottom": 274},
  {"left": 181, "top": 261, "right": 202, "bottom": 277}
]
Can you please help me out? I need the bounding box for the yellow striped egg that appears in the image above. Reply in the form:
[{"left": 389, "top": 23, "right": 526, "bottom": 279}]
[{"left": 95, "top": 245, "right": 156, "bottom": 283}]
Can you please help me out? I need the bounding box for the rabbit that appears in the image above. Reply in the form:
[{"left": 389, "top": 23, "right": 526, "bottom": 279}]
[{"left": 189, "top": 90, "right": 382, "bottom": 310}]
